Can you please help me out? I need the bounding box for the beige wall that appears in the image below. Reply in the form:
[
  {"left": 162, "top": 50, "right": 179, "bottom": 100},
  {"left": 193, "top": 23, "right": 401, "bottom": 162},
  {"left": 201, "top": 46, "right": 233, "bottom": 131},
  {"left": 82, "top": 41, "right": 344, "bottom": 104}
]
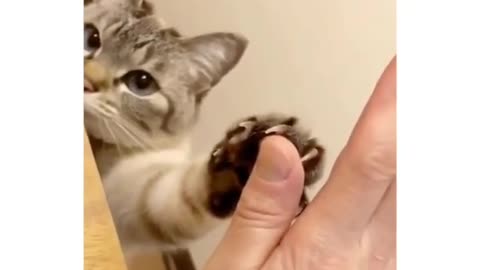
[{"left": 154, "top": 0, "right": 395, "bottom": 267}]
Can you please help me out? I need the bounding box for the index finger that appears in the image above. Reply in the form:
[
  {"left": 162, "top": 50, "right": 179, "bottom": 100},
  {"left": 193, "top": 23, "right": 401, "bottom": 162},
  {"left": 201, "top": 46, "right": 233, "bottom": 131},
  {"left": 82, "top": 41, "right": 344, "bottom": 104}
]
[{"left": 292, "top": 56, "right": 396, "bottom": 240}]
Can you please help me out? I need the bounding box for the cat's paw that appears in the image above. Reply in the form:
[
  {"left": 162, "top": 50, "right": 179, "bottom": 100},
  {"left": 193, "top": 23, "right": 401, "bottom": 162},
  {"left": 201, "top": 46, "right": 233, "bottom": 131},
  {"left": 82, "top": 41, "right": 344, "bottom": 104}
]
[{"left": 207, "top": 114, "right": 325, "bottom": 218}]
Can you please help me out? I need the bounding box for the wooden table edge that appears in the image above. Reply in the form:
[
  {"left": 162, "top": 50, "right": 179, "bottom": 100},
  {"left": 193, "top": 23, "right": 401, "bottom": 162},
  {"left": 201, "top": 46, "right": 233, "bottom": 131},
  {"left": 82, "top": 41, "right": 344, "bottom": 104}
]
[{"left": 84, "top": 131, "right": 128, "bottom": 270}]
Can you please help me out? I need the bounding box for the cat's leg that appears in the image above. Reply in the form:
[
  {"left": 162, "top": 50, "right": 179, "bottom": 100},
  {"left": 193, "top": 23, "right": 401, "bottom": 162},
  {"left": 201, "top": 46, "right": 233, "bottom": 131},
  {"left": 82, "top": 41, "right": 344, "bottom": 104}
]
[
  {"left": 103, "top": 113, "right": 325, "bottom": 256},
  {"left": 102, "top": 150, "right": 223, "bottom": 254}
]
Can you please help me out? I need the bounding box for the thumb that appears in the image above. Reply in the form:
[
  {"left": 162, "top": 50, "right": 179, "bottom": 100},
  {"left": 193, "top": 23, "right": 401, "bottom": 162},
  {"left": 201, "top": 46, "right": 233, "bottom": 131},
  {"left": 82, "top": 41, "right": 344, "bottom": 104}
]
[{"left": 205, "top": 136, "right": 305, "bottom": 270}]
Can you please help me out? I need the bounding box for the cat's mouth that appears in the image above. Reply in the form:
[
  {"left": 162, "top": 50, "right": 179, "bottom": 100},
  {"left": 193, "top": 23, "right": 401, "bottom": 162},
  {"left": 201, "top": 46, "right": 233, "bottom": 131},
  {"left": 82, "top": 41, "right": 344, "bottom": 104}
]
[{"left": 84, "top": 78, "right": 96, "bottom": 93}]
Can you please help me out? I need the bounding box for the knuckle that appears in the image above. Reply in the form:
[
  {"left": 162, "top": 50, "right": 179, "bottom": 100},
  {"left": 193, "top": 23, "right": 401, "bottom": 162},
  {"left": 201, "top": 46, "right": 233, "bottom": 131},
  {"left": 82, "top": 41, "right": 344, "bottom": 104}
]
[{"left": 347, "top": 141, "right": 396, "bottom": 183}]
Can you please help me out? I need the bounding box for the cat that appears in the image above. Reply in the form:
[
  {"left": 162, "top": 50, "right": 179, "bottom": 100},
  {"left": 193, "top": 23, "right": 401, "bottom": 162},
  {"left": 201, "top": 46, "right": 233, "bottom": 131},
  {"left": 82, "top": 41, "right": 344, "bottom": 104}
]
[{"left": 84, "top": 0, "right": 325, "bottom": 264}]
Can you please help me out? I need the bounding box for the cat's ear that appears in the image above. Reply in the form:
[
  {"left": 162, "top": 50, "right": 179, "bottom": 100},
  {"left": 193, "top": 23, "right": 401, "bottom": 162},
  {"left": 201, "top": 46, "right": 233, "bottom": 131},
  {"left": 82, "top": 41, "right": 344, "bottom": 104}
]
[
  {"left": 129, "top": 0, "right": 154, "bottom": 18},
  {"left": 183, "top": 33, "right": 248, "bottom": 88}
]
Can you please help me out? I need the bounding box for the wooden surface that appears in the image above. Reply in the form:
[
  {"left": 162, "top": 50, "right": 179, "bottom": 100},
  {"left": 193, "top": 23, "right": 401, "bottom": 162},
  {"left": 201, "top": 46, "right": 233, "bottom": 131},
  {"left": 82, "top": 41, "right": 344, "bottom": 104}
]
[
  {"left": 84, "top": 132, "right": 128, "bottom": 270},
  {"left": 129, "top": 252, "right": 168, "bottom": 270}
]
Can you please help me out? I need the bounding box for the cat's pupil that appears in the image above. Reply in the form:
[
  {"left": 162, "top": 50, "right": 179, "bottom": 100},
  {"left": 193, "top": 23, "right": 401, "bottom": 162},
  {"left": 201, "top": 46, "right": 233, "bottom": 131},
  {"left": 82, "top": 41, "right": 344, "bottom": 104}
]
[
  {"left": 135, "top": 73, "right": 152, "bottom": 89},
  {"left": 121, "top": 70, "right": 158, "bottom": 96},
  {"left": 84, "top": 24, "right": 101, "bottom": 52},
  {"left": 88, "top": 32, "right": 100, "bottom": 49}
]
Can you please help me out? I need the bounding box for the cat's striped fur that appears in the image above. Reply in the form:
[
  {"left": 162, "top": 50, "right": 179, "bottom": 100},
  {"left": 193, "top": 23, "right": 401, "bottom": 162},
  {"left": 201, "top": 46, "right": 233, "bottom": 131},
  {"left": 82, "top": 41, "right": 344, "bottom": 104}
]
[{"left": 84, "top": 0, "right": 249, "bottom": 258}]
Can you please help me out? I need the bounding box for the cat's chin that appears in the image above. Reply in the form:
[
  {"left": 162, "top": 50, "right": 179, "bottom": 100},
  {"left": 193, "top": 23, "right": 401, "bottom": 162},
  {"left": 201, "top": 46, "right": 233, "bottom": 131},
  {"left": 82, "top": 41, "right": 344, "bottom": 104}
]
[{"left": 84, "top": 118, "right": 117, "bottom": 146}]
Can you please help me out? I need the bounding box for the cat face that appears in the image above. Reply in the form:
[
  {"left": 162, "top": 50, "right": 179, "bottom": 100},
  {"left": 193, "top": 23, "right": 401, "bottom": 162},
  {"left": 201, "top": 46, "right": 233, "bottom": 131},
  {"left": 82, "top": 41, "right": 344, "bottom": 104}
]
[{"left": 84, "top": 0, "right": 247, "bottom": 149}]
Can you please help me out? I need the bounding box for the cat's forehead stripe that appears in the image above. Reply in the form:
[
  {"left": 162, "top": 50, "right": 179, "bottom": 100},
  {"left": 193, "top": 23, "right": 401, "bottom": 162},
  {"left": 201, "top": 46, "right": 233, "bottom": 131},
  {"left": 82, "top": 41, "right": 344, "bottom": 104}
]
[
  {"left": 106, "top": 19, "right": 129, "bottom": 37},
  {"left": 138, "top": 45, "right": 157, "bottom": 65},
  {"left": 133, "top": 38, "right": 156, "bottom": 50}
]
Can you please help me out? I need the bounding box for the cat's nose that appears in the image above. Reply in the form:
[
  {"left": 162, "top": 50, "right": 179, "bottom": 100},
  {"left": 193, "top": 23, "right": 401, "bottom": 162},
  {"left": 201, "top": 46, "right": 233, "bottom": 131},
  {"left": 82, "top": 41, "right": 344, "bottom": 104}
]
[{"left": 84, "top": 60, "right": 112, "bottom": 92}]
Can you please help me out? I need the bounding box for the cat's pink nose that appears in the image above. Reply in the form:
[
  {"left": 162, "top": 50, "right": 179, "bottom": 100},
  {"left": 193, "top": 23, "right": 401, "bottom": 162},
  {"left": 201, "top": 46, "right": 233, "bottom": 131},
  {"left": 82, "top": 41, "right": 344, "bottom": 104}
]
[{"left": 84, "top": 78, "right": 96, "bottom": 93}]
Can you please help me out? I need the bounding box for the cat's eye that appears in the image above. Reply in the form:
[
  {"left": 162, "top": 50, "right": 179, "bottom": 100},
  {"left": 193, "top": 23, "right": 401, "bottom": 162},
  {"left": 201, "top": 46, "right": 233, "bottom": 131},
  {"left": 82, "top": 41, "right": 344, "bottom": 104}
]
[
  {"left": 84, "top": 23, "right": 101, "bottom": 54},
  {"left": 121, "top": 70, "right": 159, "bottom": 96}
]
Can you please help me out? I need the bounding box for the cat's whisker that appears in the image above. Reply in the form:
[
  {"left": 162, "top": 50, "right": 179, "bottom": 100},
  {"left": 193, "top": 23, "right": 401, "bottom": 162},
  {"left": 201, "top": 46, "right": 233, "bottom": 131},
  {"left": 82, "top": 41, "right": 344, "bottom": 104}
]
[
  {"left": 98, "top": 122, "right": 109, "bottom": 152},
  {"left": 119, "top": 118, "right": 157, "bottom": 150},
  {"left": 104, "top": 119, "right": 124, "bottom": 156},
  {"left": 117, "top": 119, "right": 150, "bottom": 149},
  {"left": 111, "top": 118, "right": 150, "bottom": 150},
  {"left": 93, "top": 117, "right": 110, "bottom": 150},
  {"left": 112, "top": 121, "right": 144, "bottom": 149}
]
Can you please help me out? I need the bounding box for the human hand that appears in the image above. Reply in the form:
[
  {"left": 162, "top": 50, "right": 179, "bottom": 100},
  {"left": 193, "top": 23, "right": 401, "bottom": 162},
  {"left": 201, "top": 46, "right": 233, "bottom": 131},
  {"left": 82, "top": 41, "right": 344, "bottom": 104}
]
[{"left": 204, "top": 56, "right": 396, "bottom": 270}]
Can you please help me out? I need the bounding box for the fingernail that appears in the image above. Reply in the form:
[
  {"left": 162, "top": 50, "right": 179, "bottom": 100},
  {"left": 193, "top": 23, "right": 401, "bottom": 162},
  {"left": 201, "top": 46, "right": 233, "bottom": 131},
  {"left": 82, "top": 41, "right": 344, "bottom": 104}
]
[{"left": 255, "top": 137, "right": 294, "bottom": 181}]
